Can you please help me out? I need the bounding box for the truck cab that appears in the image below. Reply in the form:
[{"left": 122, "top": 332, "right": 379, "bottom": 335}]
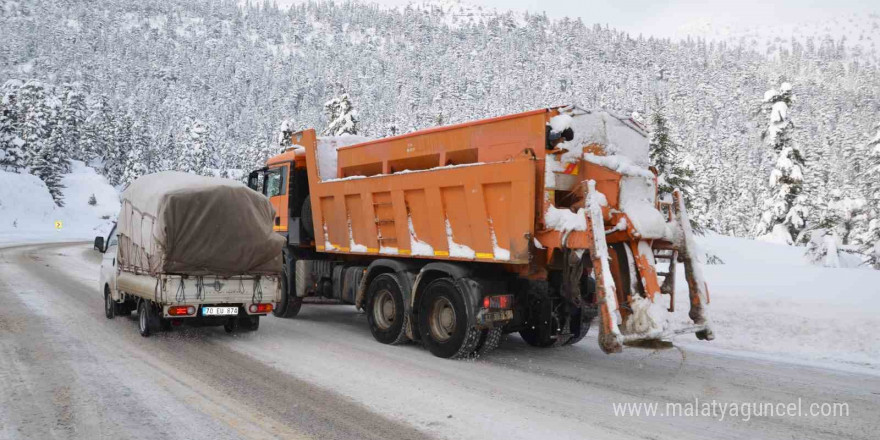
[
  {"left": 248, "top": 130, "right": 314, "bottom": 246},
  {"left": 96, "top": 224, "right": 124, "bottom": 318}
]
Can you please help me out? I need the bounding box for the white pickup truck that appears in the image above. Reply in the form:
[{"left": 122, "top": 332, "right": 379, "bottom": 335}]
[{"left": 96, "top": 172, "right": 285, "bottom": 337}]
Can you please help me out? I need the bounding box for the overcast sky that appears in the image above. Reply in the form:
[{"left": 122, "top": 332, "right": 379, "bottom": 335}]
[{"left": 274, "top": 0, "right": 878, "bottom": 39}]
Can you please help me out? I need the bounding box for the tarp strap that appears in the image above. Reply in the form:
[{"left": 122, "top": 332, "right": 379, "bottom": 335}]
[
  {"left": 196, "top": 276, "right": 205, "bottom": 301},
  {"left": 176, "top": 278, "right": 186, "bottom": 303},
  {"left": 252, "top": 276, "right": 263, "bottom": 304}
]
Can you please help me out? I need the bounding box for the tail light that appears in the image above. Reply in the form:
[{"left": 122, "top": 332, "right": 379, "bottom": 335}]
[
  {"left": 248, "top": 303, "right": 273, "bottom": 314},
  {"left": 168, "top": 305, "right": 196, "bottom": 316},
  {"left": 482, "top": 295, "right": 513, "bottom": 309}
]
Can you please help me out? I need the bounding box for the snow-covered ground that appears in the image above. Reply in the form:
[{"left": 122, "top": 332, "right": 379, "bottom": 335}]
[
  {"left": 0, "top": 161, "right": 119, "bottom": 245},
  {"left": 667, "top": 233, "right": 880, "bottom": 375}
]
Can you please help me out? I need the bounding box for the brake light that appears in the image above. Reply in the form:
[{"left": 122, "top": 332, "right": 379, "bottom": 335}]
[
  {"left": 482, "top": 295, "right": 513, "bottom": 309},
  {"left": 248, "top": 303, "right": 273, "bottom": 314},
  {"left": 168, "top": 306, "right": 196, "bottom": 316}
]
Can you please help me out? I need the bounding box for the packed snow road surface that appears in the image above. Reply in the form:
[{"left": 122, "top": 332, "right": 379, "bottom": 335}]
[{"left": 1, "top": 242, "right": 878, "bottom": 440}]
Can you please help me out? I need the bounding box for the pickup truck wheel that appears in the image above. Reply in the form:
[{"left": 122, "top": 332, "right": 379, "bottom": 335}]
[
  {"left": 417, "top": 278, "right": 480, "bottom": 359},
  {"left": 138, "top": 301, "right": 155, "bottom": 337},
  {"left": 223, "top": 318, "right": 238, "bottom": 333},
  {"left": 104, "top": 287, "right": 115, "bottom": 319},
  {"left": 366, "top": 273, "right": 408, "bottom": 345},
  {"left": 238, "top": 315, "right": 260, "bottom": 331}
]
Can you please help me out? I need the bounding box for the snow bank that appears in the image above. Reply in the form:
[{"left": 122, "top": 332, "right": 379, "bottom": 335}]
[
  {"left": 316, "top": 135, "right": 372, "bottom": 180},
  {"left": 0, "top": 161, "right": 118, "bottom": 244},
  {"left": 667, "top": 233, "right": 880, "bottom": 374}
]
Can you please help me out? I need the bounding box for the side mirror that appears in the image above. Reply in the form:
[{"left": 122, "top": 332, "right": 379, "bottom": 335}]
[{"left": 94, "top": 236, "right": 105, "bottom": 252}]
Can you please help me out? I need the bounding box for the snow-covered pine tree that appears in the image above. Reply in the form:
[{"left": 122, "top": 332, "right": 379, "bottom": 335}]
[
  {"left": 649, "top": 106, "right": 696, "bottom": 203},
  {"left": 649, "top": 105, "right": 699, "bottom": 231},
  {"left": 754, "top": 83, "right": 808, "bottom": 244},
  {"left": 17, "top": 80, "right": 52, "bottom": 169},
  {"left": 322, "top": 90, "right": 359, "bottom": 136},
  {"left": 104, "top": 113, "right": 132, "bottom": 186},
  {"left": 120, "top": 120, "right": 149, "bottom": 186},
  {"left": 81, "top": 95, "right": 115, "bottom": 166},
  {"left": 861, "top": 122, "right": 880, "bottom": 268},
  {"left": 277, "top": 118, "right": 297, "bottom": 151},
  {"left": 56, "top": 84, "right": 87, "bottom": 169},
  {"left": 29, "top": 140, "right": 66, "bottom": 206},
  {"left": 0, "top": 81, "right": 26, "bottom": 172},
  {"left": 177, "top": 119, "right": 214, "bottom": 175}
]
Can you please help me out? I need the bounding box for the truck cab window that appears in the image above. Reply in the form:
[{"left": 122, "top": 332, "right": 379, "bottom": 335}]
[
  {"left": 265, "top": 167, "right": 287, "bottom": 197},
  {"left": 107, "top": 226, "right": 118, "bottom": 247}
]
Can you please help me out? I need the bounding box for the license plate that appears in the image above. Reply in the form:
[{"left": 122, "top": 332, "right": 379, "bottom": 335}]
[{"left": 202, "top": 307, "right": 239, "bottom": 316}]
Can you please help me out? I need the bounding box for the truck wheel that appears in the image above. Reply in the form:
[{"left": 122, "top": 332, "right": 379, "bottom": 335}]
[
  {"left": 366, "top": 273, "right": 408, "bottom": 345},
  {"left": 563, "top": 307, "right": 594, "bottom": 346},
  {"left": 104, "top": 286, "right": 115, "bottom": 319},
  {"left": 472, "top": 328, "right": 503, "bottom": 357},
  {"left": 274, "top": 263, "right": 303, "bottom": 319},
  {"left": 301, "top": 196, "right": 314, "bottom": 240},
  {"left": 138, "top": 301, "right": 157, "bottom": 337},
  {"left": 417, "top": 278, "right": 481, "bottom": 359},
  {"left": 564, "top": 277, "right": 596, "bottom": 346}
]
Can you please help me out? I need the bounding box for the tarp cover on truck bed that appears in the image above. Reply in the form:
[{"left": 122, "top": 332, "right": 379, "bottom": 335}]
[{"left": 118, "top": 172, "right": 284, "bottom": 277}]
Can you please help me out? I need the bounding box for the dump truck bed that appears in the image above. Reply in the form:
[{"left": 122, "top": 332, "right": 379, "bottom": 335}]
[{"left": 302, "top": 110, "right": 551, "bottom": 264}]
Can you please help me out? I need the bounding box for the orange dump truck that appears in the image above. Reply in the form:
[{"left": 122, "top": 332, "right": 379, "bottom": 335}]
[{"left": 248, "top": 106, "right": 713, "bottom": 358}]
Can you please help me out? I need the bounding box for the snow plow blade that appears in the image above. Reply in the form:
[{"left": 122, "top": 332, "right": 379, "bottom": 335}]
[{"left": 542, "top": 163, "right": 714, "bottom": 353}]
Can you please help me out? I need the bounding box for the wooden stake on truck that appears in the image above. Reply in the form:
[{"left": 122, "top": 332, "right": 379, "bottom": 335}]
[{"left": 249, "top": 106, "right": 713, "bottom": 358}]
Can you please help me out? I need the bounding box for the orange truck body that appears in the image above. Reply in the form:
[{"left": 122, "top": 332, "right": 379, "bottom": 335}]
[{"left": 251, "top": 106, "right": 713, "bottom": 358}]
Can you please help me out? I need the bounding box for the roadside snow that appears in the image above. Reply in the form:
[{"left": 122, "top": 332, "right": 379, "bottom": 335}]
[
  {"left": 666, "top": 233, "right": 880, "bottom": 373},
  {"left": 0, "top": 161, "right": 118, "bottom": 244}
]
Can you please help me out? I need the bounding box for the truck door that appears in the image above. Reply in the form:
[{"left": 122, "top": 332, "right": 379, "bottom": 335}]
[{"left": 265, "top": 164, "right": 290, "bottom": 232}]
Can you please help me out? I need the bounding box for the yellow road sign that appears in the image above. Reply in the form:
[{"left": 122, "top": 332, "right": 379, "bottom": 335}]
[{"left": 54, "top": 220, "right": 63, "bottom": 230}]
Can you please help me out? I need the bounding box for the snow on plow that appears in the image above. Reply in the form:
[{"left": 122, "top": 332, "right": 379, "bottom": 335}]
[{"left": 537, "top": 106, "right": 713, "bottom": 353}]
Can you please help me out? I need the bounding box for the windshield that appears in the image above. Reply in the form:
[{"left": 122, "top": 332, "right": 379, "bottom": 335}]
[
  {"left": 107, "top": 225, "right": 118, "bottom": 247},
  {"left": 265, "top": 166, "right": 287, "bottom": 197}
]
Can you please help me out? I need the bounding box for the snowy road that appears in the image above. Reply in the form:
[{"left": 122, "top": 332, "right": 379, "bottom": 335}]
[{"left": 1, "top": 242, "right": 878, "bottom": 440}]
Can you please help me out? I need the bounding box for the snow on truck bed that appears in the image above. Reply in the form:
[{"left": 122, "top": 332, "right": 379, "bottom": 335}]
[{"left": 316, "top": 134, "right": 373, "bottom": 180}]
